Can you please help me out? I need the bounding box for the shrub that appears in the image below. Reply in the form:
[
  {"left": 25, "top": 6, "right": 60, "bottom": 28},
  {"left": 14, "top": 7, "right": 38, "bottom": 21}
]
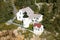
[
  {"left": 0, "top": 1, "right": 14, "bottom": 23},
  {"left": 27, "top": 24, "right": 33, "bottom": 30},
  {"left": 14, "top": 0, "right": 38, "bottom": 12}
]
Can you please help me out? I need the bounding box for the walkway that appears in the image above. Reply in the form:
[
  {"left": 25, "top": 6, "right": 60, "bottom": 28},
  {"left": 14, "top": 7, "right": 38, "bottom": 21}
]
[{"left": 11, "top": 0, "right": 18, "bottom": 14}]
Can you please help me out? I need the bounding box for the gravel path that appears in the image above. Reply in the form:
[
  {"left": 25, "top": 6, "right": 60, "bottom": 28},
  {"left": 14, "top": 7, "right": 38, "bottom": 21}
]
[
  {"left": 35, "top": 0, "right": 43, "bottom": 10},
  {"left": 11, "top": 0, "right": 18, "bottom": 14},
  {"left": 5, "top": 0, "right": 18, "bottom": 25}
]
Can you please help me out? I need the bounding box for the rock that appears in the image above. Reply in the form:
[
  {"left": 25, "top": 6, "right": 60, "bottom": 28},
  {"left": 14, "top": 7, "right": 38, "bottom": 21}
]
[
  {"left": 0, "top": 37, "right": 7, "bottom": 40},
  {"left": 2, "top": 30, "right": 8, "bottom": 36},
  {"left": 5, "top": 19, "right": 13, "bottom": 25},
  {"left": 16, "top": 35, "right": 24, "bottom": 40},
  {"left": 55, "top": 32, "right": 59, "bottom": 37},
  {"left": 53, "top": 16, "right": 55, "bottom": 19},
  {"left": 0, "top": 31, "right": 3, "bottom": 37},
  {"left": 30, "top": 35, "right": 41, "bottom": 40},
  {"left": 8, "top": 30, "right": 13, "bottom": 36},
  {"left": 6, "top": 36, "right": 10, "bottom": 40},
  {"left": 13, "top": 29, "right": 18, "bottom": 36},
  {"left": 41, "top": 38, "right": 46, "bottom": 40},
  {"left": 17, "top": 27, "right": 21, "bottom": 30}
]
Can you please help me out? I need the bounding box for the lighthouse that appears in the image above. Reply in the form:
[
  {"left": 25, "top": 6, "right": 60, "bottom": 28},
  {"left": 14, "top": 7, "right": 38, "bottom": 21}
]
[{"left": 23, "top": 12, "right": 31, "bottom": 28}]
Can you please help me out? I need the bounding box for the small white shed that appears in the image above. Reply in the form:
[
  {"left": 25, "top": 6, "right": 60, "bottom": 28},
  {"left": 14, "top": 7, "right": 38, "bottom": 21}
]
[{"left": 33, "top": 23, "right": 44, "bottom": 35}]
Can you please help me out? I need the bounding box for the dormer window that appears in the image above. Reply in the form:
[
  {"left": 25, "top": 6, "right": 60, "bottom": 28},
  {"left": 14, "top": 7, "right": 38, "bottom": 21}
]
[
  {"left": 19, "top": 16, "right": 21, "bottom": 18},
  {"left": 35, "top": 20, "right": 38, "bottom": 22},
  {"left": 37, "top": 18, "right": 38, "bottom": 19},
  {"left": 38, "top": 29, "right": 39, "bottom": 31},
  {"left": 35, "top": 28, "right": 38, "bottom": 30},
  {"left": 20, "top": 12, "right": 21, "bottom": 15},
  {"left": 32, "top": 20, "right": 34, "bottom": 22},
  {"left": 34, "top": 17, "right": 35, "bottom": 19},
  {"left": 41, "top": 28, "right": 42, "bottom": 30}
]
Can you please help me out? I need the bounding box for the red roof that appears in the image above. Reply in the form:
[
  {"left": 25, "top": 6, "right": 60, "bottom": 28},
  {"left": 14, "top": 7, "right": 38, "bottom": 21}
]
[{"left": 34, "top": 23, "right": 41, "bottom": 28}]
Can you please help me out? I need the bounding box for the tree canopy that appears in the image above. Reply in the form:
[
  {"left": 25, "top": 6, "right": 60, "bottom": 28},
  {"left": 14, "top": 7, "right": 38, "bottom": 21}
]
[
  {"left": 14, "top": 0, "right": 38, "bottom": 12},
  {"left": 0, "top": 1, "right": 14, "bottom": 23},
  {"left": 39, "top": 3, "right": 60, "bottom": 33}
]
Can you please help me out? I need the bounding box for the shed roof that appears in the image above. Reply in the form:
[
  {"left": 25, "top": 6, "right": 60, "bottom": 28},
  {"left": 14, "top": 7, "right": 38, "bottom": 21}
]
[{"left": 34, "top": 23, "right": 41, "bottom": 28}]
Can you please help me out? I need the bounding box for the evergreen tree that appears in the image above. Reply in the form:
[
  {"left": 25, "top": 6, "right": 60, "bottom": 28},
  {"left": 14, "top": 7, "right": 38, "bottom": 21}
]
[{"left": 0, "top": 1, "right": 13, "bottom": 23}]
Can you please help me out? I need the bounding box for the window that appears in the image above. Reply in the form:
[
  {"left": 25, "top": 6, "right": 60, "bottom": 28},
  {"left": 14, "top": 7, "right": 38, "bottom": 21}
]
[
  {"left": 19, "top": 16, "right": 21, "bottom": 18},
  {"left": 34, "top": 17, "right": 35, "bottom": 19},
  {"left": 41, "top": 28, "right": 42, "bottom": 30},
  {"left": 37, "top": 18, "right": 38, "bottom": 19},
  {"left": 38, "top": 29, "right": 39, "bottom": 31},
  {"left": 32, "top": 20, "right": 34, "bottom": 22},
  {"left": 35, "top": 20, "right": 38, "bottom": 22},
  {"left": 20, "top": 12, "right": 21, "bottom": 15},
  {"left": 36, "top": 28, "right": 37, "bottom": 30}
]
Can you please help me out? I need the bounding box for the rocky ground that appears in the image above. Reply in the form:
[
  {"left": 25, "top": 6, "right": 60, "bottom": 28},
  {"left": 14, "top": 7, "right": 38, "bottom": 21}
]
[
  {"left": 0, "top": 29, "right": 24, "bottom": 40},
  {"left": 0, "top": 27, "right": 59, "bottom": 40}
]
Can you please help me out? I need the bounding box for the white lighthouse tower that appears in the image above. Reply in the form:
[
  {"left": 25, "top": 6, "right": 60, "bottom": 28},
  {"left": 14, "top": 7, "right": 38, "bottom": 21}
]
[{"left": 23, "top": 12, "right": 31, "bottom": 28}]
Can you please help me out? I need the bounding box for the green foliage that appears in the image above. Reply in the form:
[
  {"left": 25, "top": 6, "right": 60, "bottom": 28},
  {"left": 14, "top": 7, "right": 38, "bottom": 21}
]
[
  {"left": 14, "top": 0, "right": 38, "bottom": 12},
  {"left": 13, "top": 18, "right": 23, "bottom": 24},
  {"left": 53, "top": 16, "right": 60, "bottom": 32},
  {"left": 52, "top": 3, "right": 58, "bottom": 14},
  {"left": 0, "top": 23, "right": 18, "bottom": 31},
  {"left": 36, "top": 0, "right": 57, "bottom": 3},
  {"left": 0, "top": 1, "right": 14, "bottom": 23},
  {"left": 0, "top": 0, "right": 3, "bottom": 2},
  {"left": 39, "top": 3, "right": 49, "bottom": 15},
  {"left": 30, "top": 4, "right": 39, "bottom": 12},
  {"left": 36, "top": 0, "right": 49, "bottom": 3},
  {"left": 15, "top": 0, "right": 34, "bottom": 8},
  {"left": 27, "top": 24, "right": 33, "bottom": 30},
  {"left": 36, "top": 0, "right": 42, "bottom": 3},
  {"left": 39, "top": 3, "right": 60, "bottom": 33}
]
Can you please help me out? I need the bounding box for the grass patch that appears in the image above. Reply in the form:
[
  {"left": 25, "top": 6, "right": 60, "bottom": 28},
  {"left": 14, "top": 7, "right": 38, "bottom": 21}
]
[
  {"left": 0, "top": 23, "right": 18, "bottom": 31},
  {"left": 27, "top": 24, "right": 33, "bottom": 31},
  {"left": 13, "top": 18, "right": 23, "bottom": 24}
]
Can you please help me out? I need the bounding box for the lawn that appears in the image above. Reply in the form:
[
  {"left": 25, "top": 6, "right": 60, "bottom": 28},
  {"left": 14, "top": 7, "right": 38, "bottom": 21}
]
[
  {"left": 13, "top": 18, "right": 23, "bottom": 25},
  {"left": 27, "top": 24, "right": 33, "bottom": 31},
  {"left": 0, "top": 23, "right": 18, "bottom": 31}
]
